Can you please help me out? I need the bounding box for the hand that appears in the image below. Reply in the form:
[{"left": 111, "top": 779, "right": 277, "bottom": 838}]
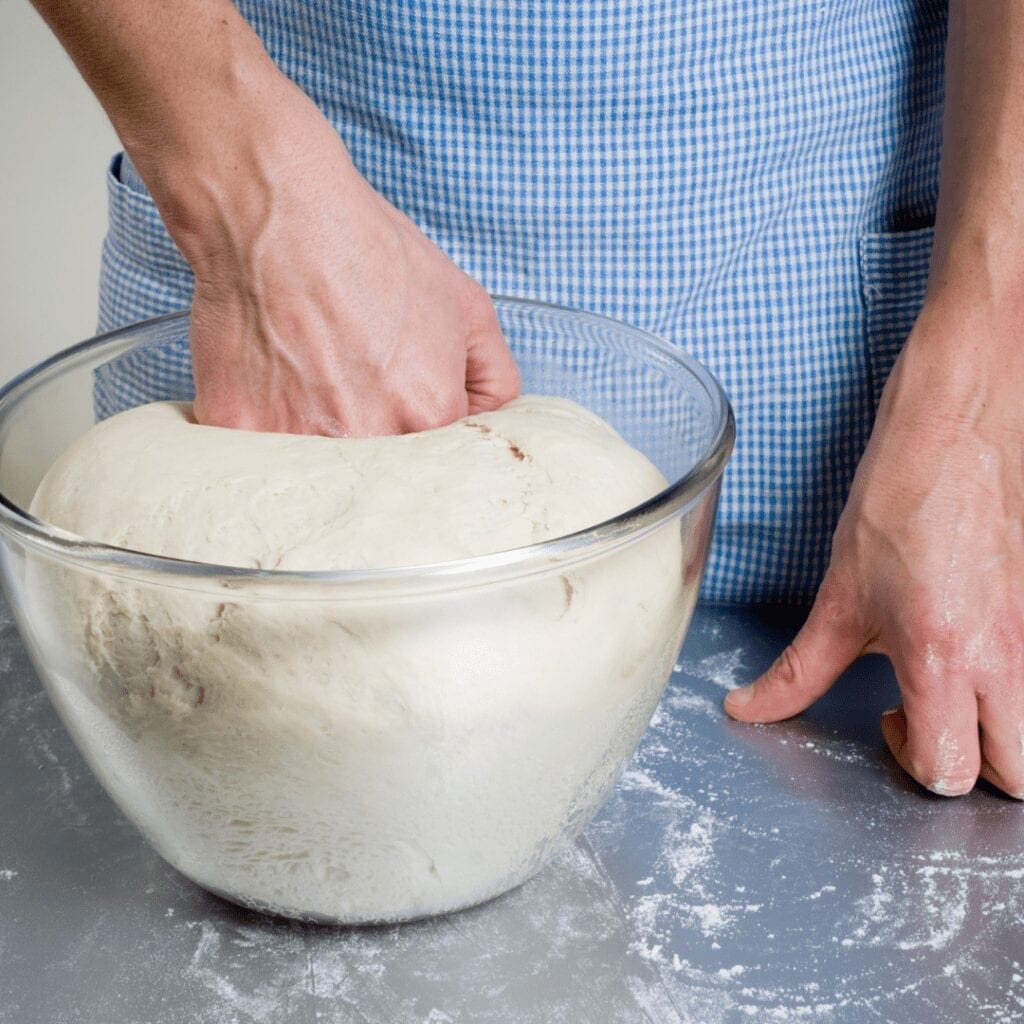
[
  {"left": 28, "top": 0, "right": 517, "bottom": 436},
  {"left": 177, "top": 89, "right": 518, "bottom": 436},
  {"left": 724, "top": 301, "right": 1024, "bottom": 798}
]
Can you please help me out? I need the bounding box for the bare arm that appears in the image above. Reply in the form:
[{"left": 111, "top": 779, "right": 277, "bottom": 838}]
[
  {"left": 929, "top": 0, "right": 1024, "bottom": 313},
  {"left": 30, "top": 0, "right": 282, "bottom": 242},
  {"left": 727, "top": 1, "right": 1024, "bottom": 799},
  {"left": 30, "top": 0, "right": 520, "bottom": 435}
]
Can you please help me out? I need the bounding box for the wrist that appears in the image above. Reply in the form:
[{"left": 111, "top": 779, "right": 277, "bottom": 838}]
[
  {"left": 911, "top": 287, "right": 1023, "bottom": 369},
  {"left": 883, "top": 297, "right": 1024, "bottom": 436},
  {"left": 150, "top": 89, "right": 350, "bottom": 275},
  {"left": 926, "top": 201, "right": 1024, "bottom": 323},
  {"left": 915, "top": 204, "right": 1024, "bottom": 382}
]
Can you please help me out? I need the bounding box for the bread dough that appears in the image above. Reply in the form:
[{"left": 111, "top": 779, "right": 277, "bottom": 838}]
[
  {"left": 29, "top": 396, "right": 694, "bottom": 921},
  {"left": 34, "top": 397, "right": 666, "bottom": 570}
]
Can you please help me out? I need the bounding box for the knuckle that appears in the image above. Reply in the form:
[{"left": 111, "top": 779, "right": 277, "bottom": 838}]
[
  {"left": 770, "top": 644, "right": 805, "bottom": 690},
  {"left": 495, "top": 361, "right": 522, "bottom": 403},
  {"left": 906, "top": 593, "right": 956, "bottom": 650},
  {"left": 331, "top": 412, "right": 384, "bottom": 439},
  {"left": 897, "top": 663, "right": 943, "bottom": 699},
  {"left": 402, "top": 409, "right": 445, "bottom": 434},
  {"left": 807, "top": 578, "right": 862, "bottom": 646},
  {"left": 403, "top": 392, "right": 467, "bottom": 433},
  {"left": 813, "top": 572, "right": 851, "bottom": 623},
  {"left": 442, "top": 390, "right": 471, "bottom": 421},
  {"left": 459, "top": 279, "right": 499, "bottom": 331},
  {"left": 505, "top": 349, "right": 522, "bottom": 378},
  {"left": 896, "top": 669, "right": 935, "bottom": 704}
]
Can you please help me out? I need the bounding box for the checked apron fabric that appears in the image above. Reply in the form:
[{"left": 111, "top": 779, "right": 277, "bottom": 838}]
[{"left": 96, "top": 1, "right": 947, "bottom": 602}]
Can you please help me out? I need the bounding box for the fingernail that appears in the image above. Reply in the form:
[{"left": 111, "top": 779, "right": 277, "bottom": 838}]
[
  {"left": 726, "top": 684, "right": 755, "bottom": 708},
  {"left": 881, "top": 706, "right": 902, "bottom": 719},
  {"left": 927, "top": 779, "right": 972, "bottom": 798}
]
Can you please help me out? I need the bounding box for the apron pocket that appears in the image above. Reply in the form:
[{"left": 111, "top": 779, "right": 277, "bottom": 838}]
[
  {"left": 859, "top": 226, "right": 934, "bottom": 411},
  {"left": 97, "top": 154, "right": 195, "bottom": 418},
  {"left": 105, "top": 153, "right": 190, "bottom": 276}
]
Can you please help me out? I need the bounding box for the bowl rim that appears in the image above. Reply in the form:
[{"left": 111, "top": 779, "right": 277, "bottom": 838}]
[{"left": 0, "top": 297, "right": 735, "bottom": 593}]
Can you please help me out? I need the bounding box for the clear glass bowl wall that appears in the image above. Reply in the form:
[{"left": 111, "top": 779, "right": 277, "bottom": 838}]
[{"left": 0, "top": 298, "right": 733, "bottom": 923}]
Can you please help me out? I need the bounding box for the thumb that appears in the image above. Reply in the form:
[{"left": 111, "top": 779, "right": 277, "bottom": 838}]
[{"left": 725, "top": 579, "right": 863, "bottom": 723}]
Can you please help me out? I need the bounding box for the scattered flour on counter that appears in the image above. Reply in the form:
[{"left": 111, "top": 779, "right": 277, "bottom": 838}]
[
  {"left": 848, "top": 870, "right": 895, "bottom": 942},
  {"left": 804, "top": 885, "right": 837, "bottom": 902},
  {"left": 794, "top": 736, "right": 871, "bottom": 768},
  {"left": 690, "top": 904, "right": 733, "bottom": 936},
  {"left": 617, "top": 767, "right": 761, "bottom": 964},
  {"left": 925, "top": 850, "right": 1024, "bottom": 880},
  {"left": 717, "top": 965, "right": 746, "bottom": 980},
  {"left": 619, "top": 766, "right": 699, "bottom": 814},
  {"left": 665, "top": 689, "right": 720, "bottom": 718},
  {"left": 585, "top": 634, "right": 1024, "bottom": 1024},
  {"left": 169, "top": 838, "right": 697, "bottom": 1024},
  {"left": 0, "top": 869, "right": 17, "bottom": 880},
  {"left": 2, "top": 704, "right": 91, "bottom": 831},
  {"left": 663, "top": 816, "right": 717, "bottom": 884},
  {"left": 833, "top": 849, "right": 1024, "bottom": 954},
  {"left": 6, "top": 701, "right": 78, "bottom": 801},
  {"left": 683, "top": 647, "right": 747, "bottom": 691},
  {"left": 32, "top": 732, "right": 73, "bottom": 795},
  {"left": 183, "top": 919, "right": 312, "bottom": 1024}
]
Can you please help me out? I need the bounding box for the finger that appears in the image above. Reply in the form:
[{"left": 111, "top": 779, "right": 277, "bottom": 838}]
[
  {"left": 724, "top": 578, "right": 863, "bottom": 723},
  {"left": 883, "top": 665, "right": 980, "bottom": 796},
  {"left": 877, "top": 705, "right": 959, "bottom": 794},
  {"left": 979, "top": 760, "right": 1024, "bottom": 800},
  {"left": 978, "top": 693, "right": 1024, "bottom": 800},
  {"left": 399, "top": 389, "right": 470, "bottom": 434},
  {"left": 879, "top": 705, "right": 910, "bottom": 776},
  {"left": 464, "top": 312, "right": 521, "bottom": 413}
]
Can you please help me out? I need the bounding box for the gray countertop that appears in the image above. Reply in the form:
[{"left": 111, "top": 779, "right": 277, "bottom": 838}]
[{"left": 1, "top": 596, "right": 1021, "bottom": 1024}]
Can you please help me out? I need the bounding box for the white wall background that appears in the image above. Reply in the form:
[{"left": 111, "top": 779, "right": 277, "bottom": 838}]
[{"left": 1, "top": 2, "right": 119, "bottom": 383}]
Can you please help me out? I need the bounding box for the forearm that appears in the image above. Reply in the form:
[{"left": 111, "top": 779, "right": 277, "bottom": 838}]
[
  {"left": 30, "top": 2, "right": 518, "bottom": 438},
  {"left": 29, "top": 0, "right": 336, "bottom": 265},
  {"left": 927, "top": 1, "right": 1024, "bottom": 324}
]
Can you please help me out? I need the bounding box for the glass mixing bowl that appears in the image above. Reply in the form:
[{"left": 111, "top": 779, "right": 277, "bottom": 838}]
[{"left": 0, "top": 297, "right": 733, "bottom": 923}]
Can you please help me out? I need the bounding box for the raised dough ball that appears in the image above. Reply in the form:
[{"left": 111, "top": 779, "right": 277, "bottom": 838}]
[{"left": 29, "top": 396, "right": 693, "bottom": 921}]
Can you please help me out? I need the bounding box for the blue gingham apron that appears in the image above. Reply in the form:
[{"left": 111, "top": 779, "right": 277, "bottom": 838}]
[{"left": 97, "top": 1, "right": 946, "bottom": 603}]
